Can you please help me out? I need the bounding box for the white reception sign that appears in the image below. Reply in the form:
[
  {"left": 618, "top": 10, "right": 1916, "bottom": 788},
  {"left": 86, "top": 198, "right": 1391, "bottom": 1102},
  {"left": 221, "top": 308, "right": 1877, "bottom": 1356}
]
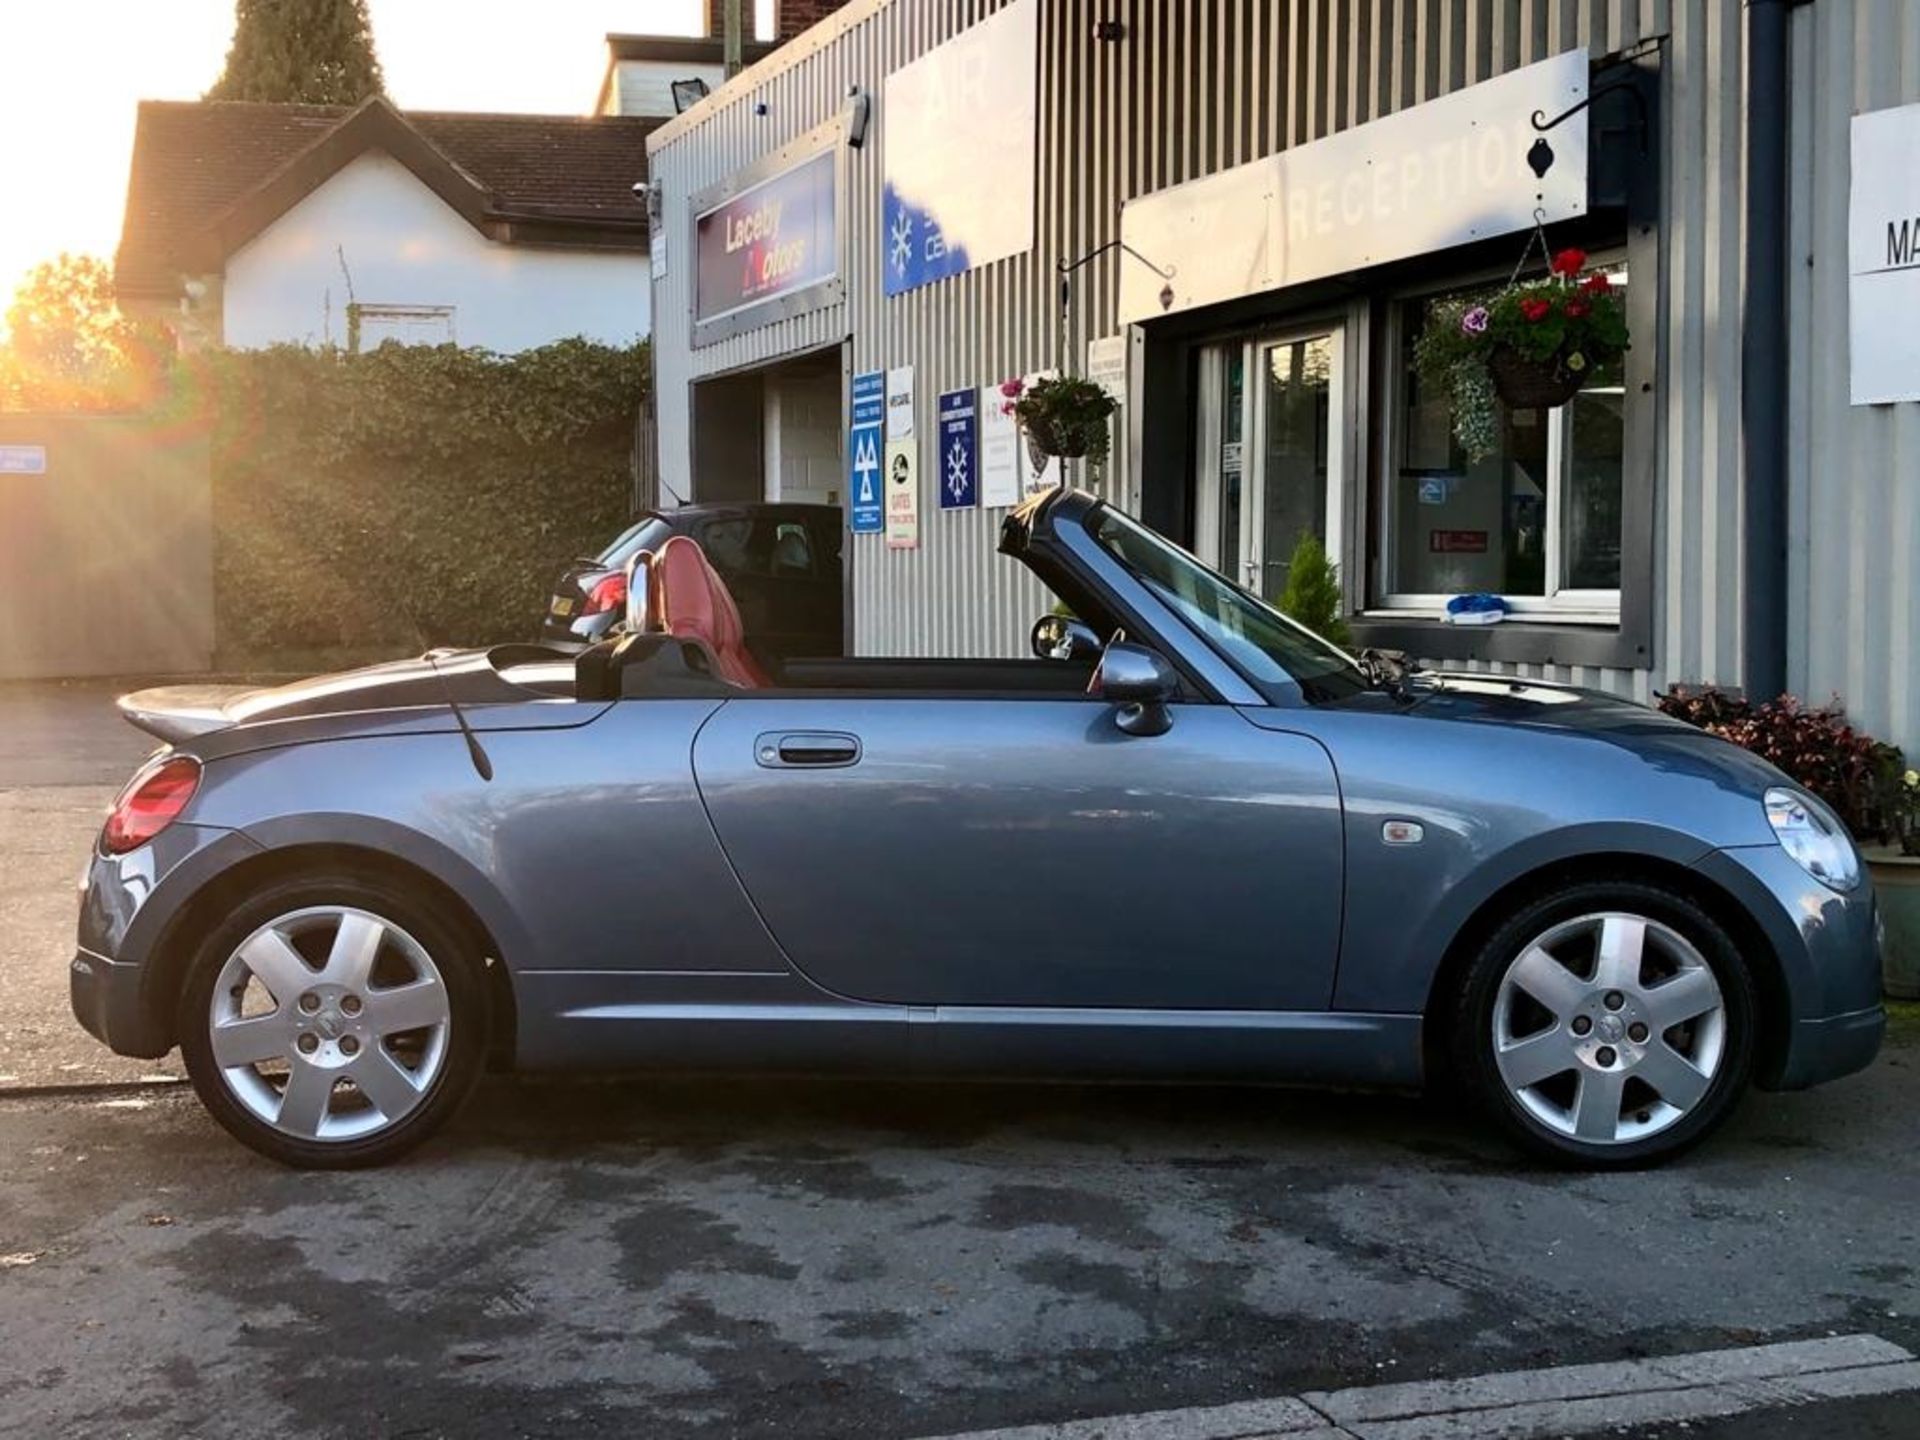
[
  {"left": 1119, "top": 49, "right": 1590, "bottom": 324},
  {"left": 1850, "top": 102, "right": 1920, "bottom": 405}
]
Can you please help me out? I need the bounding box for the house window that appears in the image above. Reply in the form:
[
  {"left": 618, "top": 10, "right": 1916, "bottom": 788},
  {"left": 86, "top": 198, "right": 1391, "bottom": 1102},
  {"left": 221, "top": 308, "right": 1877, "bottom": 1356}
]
[
  {"left": 349, "top": 304, "right": 456, "bottom": 352},
  {"left": 1373, "top": 263, "right": 1627, "bottom": 622}
]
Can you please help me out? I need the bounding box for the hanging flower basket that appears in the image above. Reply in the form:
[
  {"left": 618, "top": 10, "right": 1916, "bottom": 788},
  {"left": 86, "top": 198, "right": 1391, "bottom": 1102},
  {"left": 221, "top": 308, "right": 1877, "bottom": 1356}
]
[
  {"left": 1022, "top": 413, "right": 1090, "bottom": 458},
  {"left": 1413, "top": 248, "right": 1631, "bottom": 463},
  {"left": 1485, "top": 344, "right": 1587, "bottom": 409},
  {"left": 1000, "top": 374, "right": 1116, "bottom": 467}
]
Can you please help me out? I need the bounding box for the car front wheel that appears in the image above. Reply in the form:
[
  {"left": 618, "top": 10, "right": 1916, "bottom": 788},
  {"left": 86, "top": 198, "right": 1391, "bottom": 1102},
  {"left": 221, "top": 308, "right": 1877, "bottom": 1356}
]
[
  {"left": 1453, "top": 881, "right": 1757, "bottom": 1168},
  {"left": 177, "top": 875, "right": 487, "bottom": 1168}
]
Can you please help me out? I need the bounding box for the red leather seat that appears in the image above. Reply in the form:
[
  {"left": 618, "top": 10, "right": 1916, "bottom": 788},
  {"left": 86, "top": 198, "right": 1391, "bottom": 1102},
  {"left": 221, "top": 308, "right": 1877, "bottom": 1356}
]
[{"left": 648, "top": 535, "right": 770, "bottom": 689}]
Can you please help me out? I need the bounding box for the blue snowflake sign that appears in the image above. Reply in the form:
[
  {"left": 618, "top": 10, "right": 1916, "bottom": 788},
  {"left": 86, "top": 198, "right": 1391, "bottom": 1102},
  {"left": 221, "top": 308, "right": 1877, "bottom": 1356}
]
[
  {"left": 849, "top": 370, "right": 886, "bottom": 533},
  {"left": 936, "top": 388, "right": 978, "bottom": 510}
]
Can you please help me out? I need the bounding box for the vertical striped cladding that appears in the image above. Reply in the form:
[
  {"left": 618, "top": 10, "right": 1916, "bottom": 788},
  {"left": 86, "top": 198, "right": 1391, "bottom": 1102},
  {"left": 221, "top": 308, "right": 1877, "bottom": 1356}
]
[
  {"left": 1787, "top": 0, "right": 1920, "bottom": 756},
  {"left": 649, "top": 0, "right": 1746, "bottom": 702}
]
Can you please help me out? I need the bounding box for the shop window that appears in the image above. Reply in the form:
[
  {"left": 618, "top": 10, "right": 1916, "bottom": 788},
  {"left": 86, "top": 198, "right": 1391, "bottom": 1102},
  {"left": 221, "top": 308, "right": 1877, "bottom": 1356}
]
[{"left": 1374, "top": 264, "right": 1627, "bottom": 621}]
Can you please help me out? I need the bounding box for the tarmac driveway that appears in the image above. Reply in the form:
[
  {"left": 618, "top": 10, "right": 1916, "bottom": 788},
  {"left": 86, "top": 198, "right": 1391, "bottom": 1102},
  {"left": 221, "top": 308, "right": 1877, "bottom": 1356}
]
[{"left": 1, "top": 1048, "right": 1916, "bottom": 1439}]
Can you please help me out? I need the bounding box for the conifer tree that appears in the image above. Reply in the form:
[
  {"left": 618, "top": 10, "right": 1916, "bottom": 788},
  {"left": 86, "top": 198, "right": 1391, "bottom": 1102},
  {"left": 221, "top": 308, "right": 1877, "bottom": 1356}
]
[{"left": 206, "top": 0, "right": 385, "bottom": 106}]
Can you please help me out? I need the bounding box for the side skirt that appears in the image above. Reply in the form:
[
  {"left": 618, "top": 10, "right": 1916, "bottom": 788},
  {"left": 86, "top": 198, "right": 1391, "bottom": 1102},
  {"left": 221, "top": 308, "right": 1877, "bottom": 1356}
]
[{"left": 513, "top": 974, "right": 1424, "bottom": 1087}]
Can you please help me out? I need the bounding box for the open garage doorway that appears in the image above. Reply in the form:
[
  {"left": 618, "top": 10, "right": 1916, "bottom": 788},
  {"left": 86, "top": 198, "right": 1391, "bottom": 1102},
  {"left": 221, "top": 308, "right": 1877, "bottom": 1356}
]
[{"left": 688, "top": 345, "right": 844, "bottom": 509}]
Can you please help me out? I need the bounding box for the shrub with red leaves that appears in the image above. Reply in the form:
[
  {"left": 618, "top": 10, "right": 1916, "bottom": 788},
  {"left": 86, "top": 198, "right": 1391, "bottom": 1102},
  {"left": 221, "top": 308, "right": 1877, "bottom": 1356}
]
[{"left": 1655, "top": 686, "right": 1905, "bottom": 842}]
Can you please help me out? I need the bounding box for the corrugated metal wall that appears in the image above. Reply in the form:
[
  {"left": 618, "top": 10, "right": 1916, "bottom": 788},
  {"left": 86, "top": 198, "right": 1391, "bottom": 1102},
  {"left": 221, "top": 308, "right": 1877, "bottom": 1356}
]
[
  {"left": 649, "top": 0, "right": 1753, "bottom": 703},
  {"left": 1787, "top": 0, "right": 1920, "bottom": 757}
]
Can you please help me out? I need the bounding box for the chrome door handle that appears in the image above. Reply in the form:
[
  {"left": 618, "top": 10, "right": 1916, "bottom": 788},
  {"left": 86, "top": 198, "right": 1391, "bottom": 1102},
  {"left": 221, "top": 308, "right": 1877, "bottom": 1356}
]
[{"left": 755, "top": 731, "right": 861, "bottom": 768}]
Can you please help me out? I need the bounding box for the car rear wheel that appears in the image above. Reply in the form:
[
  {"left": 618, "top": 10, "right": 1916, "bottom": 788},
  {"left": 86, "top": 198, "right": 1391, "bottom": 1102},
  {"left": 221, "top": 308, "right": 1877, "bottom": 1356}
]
[
  {"left": 177, "top": 875, "right": 487, "bottom": 1168},
  {"left": 1452, "top": 881, "right": 1757, "bottom": 1168}
]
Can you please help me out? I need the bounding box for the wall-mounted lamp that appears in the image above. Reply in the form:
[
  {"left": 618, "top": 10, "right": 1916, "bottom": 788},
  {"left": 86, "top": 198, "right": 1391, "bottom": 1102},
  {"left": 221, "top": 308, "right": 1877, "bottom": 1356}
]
[
  {"left": 670, "top": 78, "right": 710, "bottom": 113},
  {"left": 844, "top": 87, "right": 871, "bottom": 149}
]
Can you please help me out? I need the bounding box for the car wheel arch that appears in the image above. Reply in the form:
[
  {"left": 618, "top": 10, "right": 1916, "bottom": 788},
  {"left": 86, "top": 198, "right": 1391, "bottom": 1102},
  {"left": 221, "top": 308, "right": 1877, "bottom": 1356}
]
[
  {"left": 1416, "top": 851, "right": 1791, "bottom": 1094},
  {"left": 142, "top": 841, "right": 518, "bottom": 1068}
]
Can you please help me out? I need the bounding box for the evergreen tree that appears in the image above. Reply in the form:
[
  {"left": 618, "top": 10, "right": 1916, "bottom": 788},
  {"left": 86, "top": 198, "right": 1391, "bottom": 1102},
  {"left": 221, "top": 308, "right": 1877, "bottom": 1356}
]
[
  {"left": 206, "top": 0, "right": 385, "bottom": 106},
  {"left": 1276, "top": 531, "right": 1352, "bottom": 650}
]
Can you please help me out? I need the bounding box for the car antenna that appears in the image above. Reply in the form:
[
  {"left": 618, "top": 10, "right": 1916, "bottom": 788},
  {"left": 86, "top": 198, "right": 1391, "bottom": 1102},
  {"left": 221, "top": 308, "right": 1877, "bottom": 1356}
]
[{"left": 394, "top": 593, "right": 495, "bottom": 783}]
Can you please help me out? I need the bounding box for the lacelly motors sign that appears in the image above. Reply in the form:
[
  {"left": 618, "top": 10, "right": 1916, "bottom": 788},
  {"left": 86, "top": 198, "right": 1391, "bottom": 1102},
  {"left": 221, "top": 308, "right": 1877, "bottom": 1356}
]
[
  {"left": 1850, "top": 102, "right": 1920, "bottom": 405},
  {"left": 694, "top": 143, "right": 839, "bottom": 343},
  {"left": 1120, "top": 49, "right": 1590, "bottom": 324}
]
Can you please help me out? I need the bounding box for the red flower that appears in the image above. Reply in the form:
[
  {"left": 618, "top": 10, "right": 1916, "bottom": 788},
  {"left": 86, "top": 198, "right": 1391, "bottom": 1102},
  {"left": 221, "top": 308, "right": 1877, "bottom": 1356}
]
[
  {"left": 1581, "top": 272, "right": 1612, "bottom": 295},
  {"left": 1519, "top": 297, "right": 1553, "bottom": 322},
  {"left": 1551, "top": 247, "right": 1587, "bottom": 277},
  {"left": 999, "top": 377, "right": 1026, "bottom": 399},
  {"left": 1564, "top": 299, "right": 1591, "bottom": 319}
]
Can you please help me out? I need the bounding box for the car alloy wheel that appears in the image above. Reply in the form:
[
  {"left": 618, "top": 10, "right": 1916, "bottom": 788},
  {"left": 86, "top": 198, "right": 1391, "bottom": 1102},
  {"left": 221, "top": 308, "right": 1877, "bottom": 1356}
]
[
  {"left": 205, "top": 905, "right": 453, "bottom": 1144},
  {"left": 1491, "top": 910, "right": 1727, "bottom": 1146}
]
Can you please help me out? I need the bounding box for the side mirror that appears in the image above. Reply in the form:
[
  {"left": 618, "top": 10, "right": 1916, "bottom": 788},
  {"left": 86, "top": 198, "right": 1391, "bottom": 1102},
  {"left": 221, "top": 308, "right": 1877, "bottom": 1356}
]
[
  {"left": 1092, "top": 641, "right": 1178, "bottom": 737},
  {"left": 623, "top": 551, "right": 654, "bottom": 634},
  {"left": 1031, "top": 613, "right": 1103, "bottom": 662}
]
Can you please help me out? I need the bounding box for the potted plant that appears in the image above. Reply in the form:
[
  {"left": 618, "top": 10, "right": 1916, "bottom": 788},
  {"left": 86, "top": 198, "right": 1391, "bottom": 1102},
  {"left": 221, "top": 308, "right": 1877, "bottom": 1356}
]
[
  {"left": 1000, "top": 374, "right": 1118, "bottom": 469},
  {"left": 1414, "top": 248, "right": 1631, "bottom": 462},
  {"left": 1870, "top": 765, "right": 1920, "bottom": 1000},
  {"left": 1658, "top": 686, "right": 1918, "bottom": 998},
  {"left": 1276, "top": 531, "right": 1351, "bottom": 648}
]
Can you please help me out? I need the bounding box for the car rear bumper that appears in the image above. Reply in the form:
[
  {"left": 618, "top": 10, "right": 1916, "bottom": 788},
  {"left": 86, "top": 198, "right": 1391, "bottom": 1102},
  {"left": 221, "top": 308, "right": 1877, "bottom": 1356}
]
[
  {"left": 1691, "top": 844, "right": 1886, "bottom": 1090},
  {"left": 70, "top": 947, "right": 170, "bottom": 1059},
  {"left": 71, "top": 822, "right": 262, "bottom": 1059}
]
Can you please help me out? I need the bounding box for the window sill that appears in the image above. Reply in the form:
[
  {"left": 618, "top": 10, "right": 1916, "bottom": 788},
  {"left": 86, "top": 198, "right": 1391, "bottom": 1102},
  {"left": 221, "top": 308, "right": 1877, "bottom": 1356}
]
[
  {"left": 1360, "top": 607, "right": 1621, "bottom": 629},
  {"left": 1347, "top": 612, "right": 1651, "bottom": 671}
]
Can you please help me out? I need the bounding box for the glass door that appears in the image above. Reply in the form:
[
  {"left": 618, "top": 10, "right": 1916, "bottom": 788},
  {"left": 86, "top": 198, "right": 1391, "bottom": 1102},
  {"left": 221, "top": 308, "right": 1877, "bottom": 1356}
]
[{"left": 1196, "top": 327, "right": 1345, "bottom": 604}]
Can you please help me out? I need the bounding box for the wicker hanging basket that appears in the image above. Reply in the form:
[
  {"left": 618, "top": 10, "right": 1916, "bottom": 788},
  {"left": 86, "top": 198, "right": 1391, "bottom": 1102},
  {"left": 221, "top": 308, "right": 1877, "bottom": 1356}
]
[
  {"left": 1022, "top": 415, "right": 1091, "bottom": 459},
  {"left": 1486, "top": 345, "right": 1586, "bottom": 409}
]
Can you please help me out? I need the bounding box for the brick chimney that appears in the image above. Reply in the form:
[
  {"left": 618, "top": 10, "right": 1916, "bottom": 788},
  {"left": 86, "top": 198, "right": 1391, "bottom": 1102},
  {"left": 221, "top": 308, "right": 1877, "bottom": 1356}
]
[
  {"left": 703, "top": 0, "right": 854, "bottom": 46},
  {"left": 776, "top": 0, "right": 853, "bottom": 42}
]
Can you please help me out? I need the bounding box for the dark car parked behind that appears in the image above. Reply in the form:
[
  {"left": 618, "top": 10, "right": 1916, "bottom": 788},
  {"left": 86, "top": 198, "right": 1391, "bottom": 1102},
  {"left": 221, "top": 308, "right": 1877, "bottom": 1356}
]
[{"left": 540, "top": 502, "right": 844, "bottom": 665}]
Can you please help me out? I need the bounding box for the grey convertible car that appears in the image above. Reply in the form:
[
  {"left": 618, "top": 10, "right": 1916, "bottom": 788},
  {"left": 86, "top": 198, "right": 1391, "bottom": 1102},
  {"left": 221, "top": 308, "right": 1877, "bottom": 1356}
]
[{"left": 74, "top": 489, "right": 1883, "bottom": 1169}]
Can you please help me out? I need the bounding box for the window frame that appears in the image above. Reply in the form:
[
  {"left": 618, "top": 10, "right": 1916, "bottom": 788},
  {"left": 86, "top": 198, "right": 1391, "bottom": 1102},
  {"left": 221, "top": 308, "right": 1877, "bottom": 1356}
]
[
  {"left": 1346, "top": 211, "right": 1659, "bottom": 672},
  {"left": 1369, "top": 255, "right": 1629, "bottom": 625}
]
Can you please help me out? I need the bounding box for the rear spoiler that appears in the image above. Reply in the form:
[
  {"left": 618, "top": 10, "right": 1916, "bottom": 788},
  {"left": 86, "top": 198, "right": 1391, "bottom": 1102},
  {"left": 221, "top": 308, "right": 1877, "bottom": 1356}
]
[{"left": 116, "top": 686, "right": 255, "bottom": 744}]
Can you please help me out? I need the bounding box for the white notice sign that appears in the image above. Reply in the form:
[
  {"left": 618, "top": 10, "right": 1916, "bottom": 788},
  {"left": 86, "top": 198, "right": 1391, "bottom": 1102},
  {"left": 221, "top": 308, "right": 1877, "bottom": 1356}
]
[
  {"left": 1087, "top": 334, "right": 1128, "bottom": 404},
  {"left": 886, "top": 366, "right": 915, "bottom": 438},
  {"left": 978, "top": 385, "right": 1021, "bottom": 508},
  {"left": 885, "top": 437, "right": 920, "bottom": 548},
  {"left": 1850, "top": 102, "right": 1920, "bottom": 405}
]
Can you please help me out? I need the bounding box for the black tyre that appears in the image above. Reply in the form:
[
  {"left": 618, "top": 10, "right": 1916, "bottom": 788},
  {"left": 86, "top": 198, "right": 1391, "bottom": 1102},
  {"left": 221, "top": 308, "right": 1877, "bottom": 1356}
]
[
  {"left": 176, "top": 872, "right": 488, "bottom": 1168},
  {"left": 1451, "top": 879, "right": 1757, "bottom": 1169}
]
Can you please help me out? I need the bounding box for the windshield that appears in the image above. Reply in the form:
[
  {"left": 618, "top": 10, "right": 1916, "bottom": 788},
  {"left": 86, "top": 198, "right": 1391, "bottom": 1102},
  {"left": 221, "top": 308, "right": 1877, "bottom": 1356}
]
[
  {"left": 1088, "top": 506, "right": 1369, "bottom": 705},
  {"left": 594, "top": 517, "right": 673, "bottom": 568}
]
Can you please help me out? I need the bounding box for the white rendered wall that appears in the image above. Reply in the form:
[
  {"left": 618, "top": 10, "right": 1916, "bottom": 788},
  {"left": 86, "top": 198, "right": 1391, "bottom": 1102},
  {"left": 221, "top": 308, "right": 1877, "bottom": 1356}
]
[
  {"left": 222, "top": 151, "right": 650, "bottom": 353},
  {"left": 610, "top": 59, "right": 728, "bottom": 119}
]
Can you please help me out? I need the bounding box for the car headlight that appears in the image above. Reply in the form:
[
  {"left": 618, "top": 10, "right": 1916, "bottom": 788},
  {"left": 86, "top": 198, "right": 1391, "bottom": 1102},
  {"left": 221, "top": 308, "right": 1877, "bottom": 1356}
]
[{"left": 1763, "top": 787, "right": 1861, "bottom": 892}]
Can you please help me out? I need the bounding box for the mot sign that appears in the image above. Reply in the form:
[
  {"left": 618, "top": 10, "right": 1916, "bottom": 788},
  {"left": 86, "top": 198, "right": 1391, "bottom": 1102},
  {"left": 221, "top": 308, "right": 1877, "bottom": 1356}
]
[
  {"left": 695, "top": 147, "right": 838, "bottom": 339},
  {"left": 1850, "top": 102, "right": 1920, "bottom": 405}
]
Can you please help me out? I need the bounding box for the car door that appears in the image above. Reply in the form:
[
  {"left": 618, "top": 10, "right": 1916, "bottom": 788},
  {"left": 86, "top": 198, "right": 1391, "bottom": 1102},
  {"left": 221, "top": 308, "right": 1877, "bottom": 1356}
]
[{"left": 690, "top": 692, "right": 1344, "bottom": 1010}]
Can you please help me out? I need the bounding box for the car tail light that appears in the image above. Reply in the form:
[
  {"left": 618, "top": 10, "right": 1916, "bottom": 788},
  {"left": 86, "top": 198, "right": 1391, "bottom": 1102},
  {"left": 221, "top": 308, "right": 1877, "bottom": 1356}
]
[
  {"left": 580, "top": 572, "right": 628, "bottom": 617},
  {"left": 102, "top": 755, "right": 202, "bottom": 855}
]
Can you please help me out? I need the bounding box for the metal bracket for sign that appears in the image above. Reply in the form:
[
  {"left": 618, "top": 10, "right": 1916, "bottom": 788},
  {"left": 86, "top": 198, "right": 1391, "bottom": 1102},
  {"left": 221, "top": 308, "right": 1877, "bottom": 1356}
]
[
  {"left": 1054, "top": 240, "right": 1174, "bottom": 371},
  {"left": 1526, "top": 39, "right": 1662, "bottom": 179}
]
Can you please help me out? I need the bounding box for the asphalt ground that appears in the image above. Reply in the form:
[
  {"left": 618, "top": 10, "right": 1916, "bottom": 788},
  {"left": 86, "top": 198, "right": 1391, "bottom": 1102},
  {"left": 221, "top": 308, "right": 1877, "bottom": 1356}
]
[{"left": 0, "top": 1041, "right": 1915, "bottom": 1439}]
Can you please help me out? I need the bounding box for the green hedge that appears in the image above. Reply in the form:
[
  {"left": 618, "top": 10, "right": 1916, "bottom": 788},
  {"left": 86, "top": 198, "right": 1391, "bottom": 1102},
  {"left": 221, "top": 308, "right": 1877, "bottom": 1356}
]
[{"left": 190, "top": 339, "right": 647, "bottom": 654}]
